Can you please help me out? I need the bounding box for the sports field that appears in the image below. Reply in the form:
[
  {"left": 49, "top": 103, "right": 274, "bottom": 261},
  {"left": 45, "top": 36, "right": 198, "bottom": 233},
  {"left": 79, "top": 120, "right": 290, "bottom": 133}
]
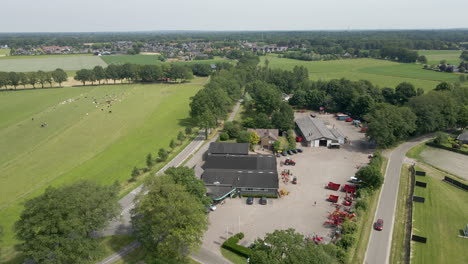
[
  {"left": 0, "top": 78, "right": 205, "bottom": 252},
  {"left": 261, "top": 55, "right": 459, "bottom": 91},
  {"left": 411, "top": 166, "right": 468, "bottom": 264},
  {"left": 417, "top": 50, "right": 462, "bottom": 65},
  {"left": 101, "top": 54, "right": 230, "bottom": 66}
]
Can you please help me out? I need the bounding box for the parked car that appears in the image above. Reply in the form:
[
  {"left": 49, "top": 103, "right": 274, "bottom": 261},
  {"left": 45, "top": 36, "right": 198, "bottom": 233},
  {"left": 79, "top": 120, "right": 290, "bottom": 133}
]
[
  {"left": 350, "top": 176, "right": 361, "bottom": 183},
  {"left": 374, "top": 219, "right": 384, "bottom": 231},
  {"left": 345, "top": 117, "right": 353, "bottom": 122},
  {"left": 276, "top": 153, "right": 281, "bottom": 157},
  {"left": 295, "top": 136, "right": 303, "bottom": 142},
  {"left": 281, "top": 151, "right": 287, "bottom": 156},
  {"left": 296, "top": 148, "right": 303, "bottom": 153},
  {"left": 287, "top": 150, "right": 293, "bottom": 155},
  {"left": 209, "top": 205, "right": 217, "bottom": 211},
  {"left": 247, "top": 197, "right": 254, "bottom": 205},
  {"left": 291, "top": 149, "right": 298, "bottom": 154},
  {"left": 260, "top": 197, "right": 267, "bottom": 205}
]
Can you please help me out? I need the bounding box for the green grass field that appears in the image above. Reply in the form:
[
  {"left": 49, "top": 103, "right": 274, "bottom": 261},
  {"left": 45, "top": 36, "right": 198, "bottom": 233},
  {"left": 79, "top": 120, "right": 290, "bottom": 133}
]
[
  {"left": 0, "top": 49, "right": 10, "bottom": 56},
  {"left": 261, "top": 55, "right": 459, "bottom": 91},
  {"left": 417, "top": 50, "right": 462, "bottom": 65},
  {"left": 0, "top": 78, "right": 205, "bottom": 255},
  {"left": 0, "top": 55, "right": 107, "bottom": 72},
  {"left": 101, "top": 55, "right": 231, "bottom": 66},
  {"left": 411, "top": 166, "right": 468, "bottom": 264}
]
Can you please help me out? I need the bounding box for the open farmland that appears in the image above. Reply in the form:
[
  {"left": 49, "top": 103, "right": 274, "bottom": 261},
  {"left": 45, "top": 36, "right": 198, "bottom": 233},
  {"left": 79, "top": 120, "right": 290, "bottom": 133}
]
[
  {"left": 261, "top": 55, "right": 459, "bottom": 91},
  {"left": 411, "top": 165, "right": 468, "bottom": 264},
  {"left": 0, "top": 55, "right": 107, "bottom": 72},
  {"left": 101, "top": 54, "right": 231, "bottom": 66},
  {"left": 418, "top": 50, "right": 462, "bottom": 65},
  {"left": 0, "top": 78, "right": 205, "bottom": 252}
]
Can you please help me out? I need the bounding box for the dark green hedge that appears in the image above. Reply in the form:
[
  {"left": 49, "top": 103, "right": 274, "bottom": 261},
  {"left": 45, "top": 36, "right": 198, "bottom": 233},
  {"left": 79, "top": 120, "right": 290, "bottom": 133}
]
[
  {"left": 426, "top": 142, "right": 468, "bottom": 156},
  {"left": 222, "top": 233, "right": 253, "bottom": 258},
  {"left": 241, "top": 194, "right": 278, "bottom": 198}
]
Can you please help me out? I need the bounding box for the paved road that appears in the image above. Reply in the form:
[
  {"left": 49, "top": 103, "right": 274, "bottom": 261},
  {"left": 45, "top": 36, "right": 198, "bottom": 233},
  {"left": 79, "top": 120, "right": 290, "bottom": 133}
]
[
  {"left": 364, "top": 136, "right": 432, "bottom": 264},
  {"left": 97, "top": 100, "right": 241, "bottom": 263}
]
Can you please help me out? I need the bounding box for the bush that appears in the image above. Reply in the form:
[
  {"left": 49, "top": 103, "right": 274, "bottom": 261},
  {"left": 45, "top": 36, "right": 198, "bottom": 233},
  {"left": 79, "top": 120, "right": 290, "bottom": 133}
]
[
  {"left": 341, "top": 219, "right": 358, "bottom": 235},
  {"left": 355, "top": 199, "right": 368, "bottom": 211},
  {"left": 220, "top": 132, "right": 229, "bottom": 141},
  {"left": 235, "top": 232, "right": 245, "bottom": 240},
  {"left": 185, "top": 127, "right": 192, "bottom": 135},
  {"left": 336, "top": 234, "right": 355, "bottom": 250},
  {"left": 222, "top": 234, "right": 252, "bottom": 258}
]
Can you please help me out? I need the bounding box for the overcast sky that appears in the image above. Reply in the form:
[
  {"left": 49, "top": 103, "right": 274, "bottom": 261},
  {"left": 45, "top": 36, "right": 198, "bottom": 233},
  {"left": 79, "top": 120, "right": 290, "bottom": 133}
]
[{"left": 2, "top": 0, "right": 467, "bottom": 32}]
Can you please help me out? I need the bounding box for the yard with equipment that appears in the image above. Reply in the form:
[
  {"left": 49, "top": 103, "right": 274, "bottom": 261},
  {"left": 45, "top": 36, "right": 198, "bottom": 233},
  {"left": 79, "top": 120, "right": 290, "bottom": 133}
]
[
  {"left": 261, "top": 55, "right": 459, "bottom": 92},
  {"left": 0, "top": 78, "right": 205, "bottom": 260}
]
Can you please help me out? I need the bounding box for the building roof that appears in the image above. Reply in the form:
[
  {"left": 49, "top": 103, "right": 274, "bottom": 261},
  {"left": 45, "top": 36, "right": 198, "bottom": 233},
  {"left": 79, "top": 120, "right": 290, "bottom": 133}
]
[
  {"left": 295, "top": 116, "right": 337, "bottom": 142},
  {"left": 203, "top": 169, "right": 279, "bottom": 189},
  {"left": 329, "top": 128, "right": 344, "bottom": 139},
  {"left": 247, "top": 129, "right": 279, "bottom": 141},
  {"left": 457, "top": 131, "right": 468, "bottom": 141},
  {"left": 203, "top": 154, "right": 277, "bottom": 171},
  {"left": 207, "top": 142, "right": 249, "bottom": 155}
]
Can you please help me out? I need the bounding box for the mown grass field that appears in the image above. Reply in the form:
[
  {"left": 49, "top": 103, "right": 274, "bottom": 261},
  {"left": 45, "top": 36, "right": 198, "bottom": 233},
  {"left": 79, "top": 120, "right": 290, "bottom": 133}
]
[
  {"left": 0, "top": 78, "right": 205, "bottom": 259},
  {"left": 0, "top": 49, "right": 10, "bottom": 56},
  {"left": 0, "top": 55, "right": 107, "bottom": 72},
  {"left": 411, "top": 165, "right": 468, "bottom": 264},
  {"left": 417, "top": 50, "right": 462, "bottom": 65},
  {"left": 261, "top": 55, "right": 459, "bottom": 91},
  {"left": 101, "top": 55, "right": 230, "bottom": 66}
]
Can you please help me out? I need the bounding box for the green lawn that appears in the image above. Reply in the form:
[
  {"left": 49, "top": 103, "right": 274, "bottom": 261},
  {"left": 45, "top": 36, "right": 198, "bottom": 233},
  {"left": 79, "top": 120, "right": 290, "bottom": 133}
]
[
  {"left": 261, "top": 55, "right": 458, "bottom": 91},
  {"left": 0, "top": 49, "right": 10, "bottom": 56},
  {"left": 0, "top": 78, "right": 205, "bottom": 259},
  {"left": 417, "top": 50, "right": 462, "bottom": 65},
  {"left": 221, "top": 248, "right": 247, "bottom": 264},
  {"left": 389, "top": 165, "right": 412, "bottom": 264},
  {"left": 102, "top": 55, "right": 231, "bottom": 66},
  {"left": 411, "top": 166, "right": 468, "bottom": 264},
  {"left": 0, "top": 55, "right": 107, "bottom": 72}
]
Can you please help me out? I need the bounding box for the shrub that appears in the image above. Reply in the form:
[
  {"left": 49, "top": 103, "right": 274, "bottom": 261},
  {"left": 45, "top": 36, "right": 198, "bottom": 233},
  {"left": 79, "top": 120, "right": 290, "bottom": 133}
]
[
  {"left": 220, "top": 132, "right": 229, "bottom": 141},
  {"left": 185, "top": 127, "right": 192, "bottom": 135},
  {"left": 235, "top": 232, "right": 245, "bottom": 240},
  {"left": 355, "top": 199, "right": 368, "bottom": 211},
  {"left": 341, "top": 219, "right": 358, "bottom": 235},
  {"left": 336, "top": 234, "right": 355, "bottom": 250}
]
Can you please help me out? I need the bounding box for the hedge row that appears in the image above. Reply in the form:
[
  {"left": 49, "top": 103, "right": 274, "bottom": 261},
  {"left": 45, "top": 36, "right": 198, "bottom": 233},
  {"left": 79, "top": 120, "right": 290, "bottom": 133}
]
[
  {"left": 241, "top": 194, "right": 278, "bottom": 198},
  {"left": 221, "top": 233, "right": 252, "bottom": 258},
  {"left": 426, "top": 142, "right": 468, "bottom": 156}
]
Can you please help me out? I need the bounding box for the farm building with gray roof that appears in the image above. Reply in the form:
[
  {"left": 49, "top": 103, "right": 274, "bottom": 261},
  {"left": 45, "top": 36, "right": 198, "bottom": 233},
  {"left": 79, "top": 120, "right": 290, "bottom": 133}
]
[{"left": 295, "top": 116, "right": 343, "bottom": 147}]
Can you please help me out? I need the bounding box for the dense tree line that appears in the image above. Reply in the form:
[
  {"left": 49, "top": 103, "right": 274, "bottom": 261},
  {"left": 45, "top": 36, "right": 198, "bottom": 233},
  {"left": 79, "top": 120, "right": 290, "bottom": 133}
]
[
  {"left": 74, "top": 63, "right": 195, "bottom": 86},
  {"left": 2, "top": 30, "right": 467, "bottom": 50},
  {"left": 189, "top": 57, "right": 258, "bottom": 138},
  {"left": 0, "top": 68, "right": 67, "bottom": 89}
]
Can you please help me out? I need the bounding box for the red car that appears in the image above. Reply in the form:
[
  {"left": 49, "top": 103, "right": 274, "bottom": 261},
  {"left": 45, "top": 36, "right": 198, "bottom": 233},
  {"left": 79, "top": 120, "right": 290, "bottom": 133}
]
[
  {"left": 374, "top": 219, "right": 384, "bottom": 231},
  {"left": 295, "top": 136, "right": 303, "bottom": 142},
  {"left": 345, "top": 117, "right": 353, "bottom": 122}
]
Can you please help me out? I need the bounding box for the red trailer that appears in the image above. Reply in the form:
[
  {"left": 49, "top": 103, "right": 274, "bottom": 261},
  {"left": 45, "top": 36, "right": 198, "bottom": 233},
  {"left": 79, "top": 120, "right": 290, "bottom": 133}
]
[
  {"left": 328, "top": 194, "right": 339, "bottom": 203},
  {"left": 342, "top": 184, "right": 357, "bottom": 194},
  {"left": 327, "top": 182, "right": 341, "bottom": 191},
  {"left": 361, "top": 127, "right": 369, "bottom": 133}
]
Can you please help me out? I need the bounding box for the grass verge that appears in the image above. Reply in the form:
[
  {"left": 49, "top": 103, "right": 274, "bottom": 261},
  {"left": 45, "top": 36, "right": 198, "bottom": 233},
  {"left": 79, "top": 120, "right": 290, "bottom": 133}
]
[
  {"left": 221, "top": 248, "right": 247, "bottom": 264},
  {"left": 389, "top": 164, "right": 412, "bottom": 264},
  {"left": 347, "top": 157, "right": 388, "bottom": 264}
]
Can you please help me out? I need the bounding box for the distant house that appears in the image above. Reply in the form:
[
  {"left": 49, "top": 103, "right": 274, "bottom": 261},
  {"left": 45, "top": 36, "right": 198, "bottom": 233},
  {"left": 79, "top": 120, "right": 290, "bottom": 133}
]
[
  {"left": 457, "top": 131, "right": 468, "bottom": 144},
  {"left": 201, "top": 143, "right": 279, "bottom": 200},
  {"left": 247, "top": 129, "right": 279, "bottom": 150},
  {"left": 295, "top": 116, "right": 343, "bottom": 147},
  {"left": 210, "top": 64, "right": 217, "bottom": 71}
]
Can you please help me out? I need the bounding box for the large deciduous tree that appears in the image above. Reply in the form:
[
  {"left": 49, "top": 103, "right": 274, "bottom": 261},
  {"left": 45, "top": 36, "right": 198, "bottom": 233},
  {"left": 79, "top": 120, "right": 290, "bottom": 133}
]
[
  {"left": 131, "top": 176, "right": 208, "bottom": 263},
  {"left": 395, "top": 82, "right": 416, "bottom": 104},
  {"left": 51, "top": 68, "right": 68, "bottom": 87},
  {"left": 14, "top": 181, "right": 120, "bottom": 264},
  {"left": 93, "top": 66, "right": 106, "bottom": 85},
  {"left": 365, "top": 103, "right": 417, "bottom": 147},
  {"left": 165, "top": 166, "right": 211, "bottom": 207},
  {"left": 271, "top": 102, "right": 294, "bottom": 132},
  {"left": 355, "top": 165, "right": 383, "bottom": 189}
]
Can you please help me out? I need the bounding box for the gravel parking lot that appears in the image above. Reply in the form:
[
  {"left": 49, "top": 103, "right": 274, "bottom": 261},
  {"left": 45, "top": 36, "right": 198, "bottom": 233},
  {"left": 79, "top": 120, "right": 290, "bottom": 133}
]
[
  {"left": 420, "top": 147, "right": 468, "bottom": 180},
  {"left": 201, "top": 112, "right": 372, "bottom": 252}
]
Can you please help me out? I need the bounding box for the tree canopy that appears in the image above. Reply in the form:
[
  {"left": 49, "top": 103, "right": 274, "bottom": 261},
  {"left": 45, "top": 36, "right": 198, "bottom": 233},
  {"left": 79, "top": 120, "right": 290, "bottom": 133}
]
[
  {"left": 131, "top": 176, "right": 208, "bottom": 263},
  {"left": 14, "top": 181, "right": 120, "bottom": 264}
]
